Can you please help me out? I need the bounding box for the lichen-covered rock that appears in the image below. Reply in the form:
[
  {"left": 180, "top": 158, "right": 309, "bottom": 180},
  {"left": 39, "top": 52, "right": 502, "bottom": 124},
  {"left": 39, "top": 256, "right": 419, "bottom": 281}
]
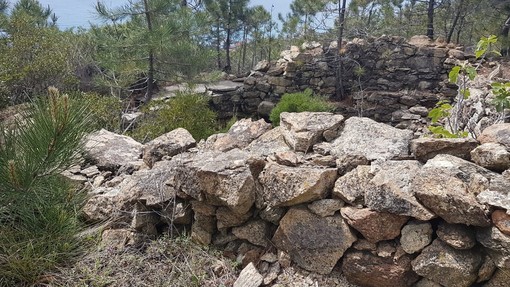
[
  {"left": 232, "top": 220, "right": 271, "bottom": 247},
  {"left": 400, "top": 221, "right": 433, "bottom": 254},
  {"left": 216, "top": 207, "right": 252, "bottom": 229},
  {"left": 307, "top": 199, "right": 344, "bottom": 217},
  {"left": 413, "top": 154, "right": 492, "bottom": 226},
  {"left": 280, "top": 112, "right": 345, "bottom": 152},
  {"left": 477, "top": 226, "right": 510, "bottom": 268},
  {"left": 411, "top": 137, "right": 478, "bottom": 161},
  {"left": 342, "top": 248, "right": 419, "bottom": 287},
  {"left": 478, "top": 123, "right": 510, "bottom": 148},
  {"left": 333, "top": 165, "right": 374, "bottom": 206},
  {"left": 245, "top": 126, "right": 290, "bottom": 157},
  {"left": 411, "top": 239, "right": 483, "bottom": 287},
  {"left": 234, "top": 262, "right": 263, "bottom": 287},
  {"left": 436, "top": 222, "right": 476, "bottom": 250},
  {"left": 471, "top": 143, "right": 510, "bottom": 172},
  {"left": 272, "top": 207, "right": 356, "bottom": 274},
  {"left": 170, "top": 149, "right": 257, "bottom": 214},
  {"left": 211, "top": 118, "right": 272, "bottom": 152},
  {"left": 142, "top": 128, "right": 196, "bottom": 167},
  {"left": 368, "top": 160, "right": 435, "bottom": 220},
  {"left": 258, "top": 162, "right": 337, "bottom": 207},
  {"left": 340, "top": 207, "right": 409, "bottom": 243},
  {"left": 330, "top": 117, "right": 413, "bottom": 161},
  {"left": 84, "top": 129, "right": 143, "bottom": 170}
]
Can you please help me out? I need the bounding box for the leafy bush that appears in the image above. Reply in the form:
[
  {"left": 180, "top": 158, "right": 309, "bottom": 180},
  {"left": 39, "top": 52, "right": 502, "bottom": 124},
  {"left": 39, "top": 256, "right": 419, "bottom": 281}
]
[
  {"left": 269, "top": 88, "right": 334, "bottom": 125},
  {"left": 77, "top": 92, "right": 123, "bottom": 133},
  {"left": 129, "top": 91, "right": 218, "bottom": 142},
  {"left": 0, "top": 88, "right": 91, "bottom": 285},
  {"left": 0, "top": 14, "right": 80, "bottom": 105}
]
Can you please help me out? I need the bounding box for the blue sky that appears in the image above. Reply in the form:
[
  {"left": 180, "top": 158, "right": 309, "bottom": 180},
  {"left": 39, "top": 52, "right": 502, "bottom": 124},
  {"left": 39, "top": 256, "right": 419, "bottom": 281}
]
[{"left": 33, "top": 0, "right": 293, "bottom": 29}]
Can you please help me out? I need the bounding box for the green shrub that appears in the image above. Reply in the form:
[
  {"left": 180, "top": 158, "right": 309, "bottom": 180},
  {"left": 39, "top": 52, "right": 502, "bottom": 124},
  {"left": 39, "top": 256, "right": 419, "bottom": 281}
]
[
  {"left": 78, "top": 92, "right": 123, "bottom": 133},
  {"left": 129, "top": 91, "right": 218, "bottom": 142},
  {"left": 269, "top": 88, "right": 334, "bottom": 125},
  {"left": 0, "top": 88, "right": 91, "bottom": 285}
]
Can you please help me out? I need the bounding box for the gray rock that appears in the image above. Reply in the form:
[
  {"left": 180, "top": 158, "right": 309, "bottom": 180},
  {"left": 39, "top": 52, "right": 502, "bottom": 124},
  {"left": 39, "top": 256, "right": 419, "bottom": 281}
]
[
  {"left": 411, "top": 137, "right": 478, "bottom": 161},
  {"left": 367, "top": 160, "right": 435, "bottom": 220},
  {"left": 477, "top": 226, "right": 510, "bottom": 268},
  {"left": 413, "top": 154, "right": 492, "bottom": 226},
  {"left": 307, "top": 199, "right": 344, "bottom": 217},
  {"left": 211, "top": 118, "right": 272, "bottom": 152},
  {"left": 272, "top": 207, "right": 356, "bottom": 274},
  {"left": 142, "top": 128, "right": 196, "bottom": 167},
  {"left": 259, "top": 206, "right": 286, "bottom": 225},
  {"left": 232, "top": 220, "right": 271, "bottom": 247},
  {"left": 471, "top": 143, "right": 510, "bottom": 172},
  {"left": 483, "top": 268, "right": 510, "bottom": 286},
  {"left": 333, "top": 165, "right": 374, "bottom": 206},
  {"left": 258, "top": 162, "right": 338, "bottom": 207},
  {"left": 216, "top": 207, "right": 252, "bottom": 229},
  {"left": 170, "top": 150, "right": 257, "bottom": 214},
  {"left": 246, "top": 126, "right": 291, "bottom": 157},
  {"left": 253, "top": 60, "right": 270, "bottom": 72},
  {"left": 331, "top": 117, "right": 414, "bottom": 162},
  {"left": 84, "top": 129, "right": 142, "bottom": 170},
  {"left": 436, "top": 222, "right": 476, "bottom": 250},
  {"left": 413, "top": 278, "right": 442, "bottom": 287},
  {"left": 400, "top": 221, "right": 433, "bottom": 254},
  {"left": 257, "top": 101, "right": 275, "bottom": 118},
  {"left": 341, "top": 207, "right": 409, "bottom": 243},
  {"left": 234, "top": 262, "right": 263, "bottom": 287},
  {"left": 412, "top": 239, "right": 483, "bottom": 287},
  {"left": 478, "top": 123, "right": 510, "bottom": 148},
  {"left": 477, "top": 255, "right": 497, "bottom": 283},
  {"left": 280, "top": 112, "right": 345, "bottom": 152}
]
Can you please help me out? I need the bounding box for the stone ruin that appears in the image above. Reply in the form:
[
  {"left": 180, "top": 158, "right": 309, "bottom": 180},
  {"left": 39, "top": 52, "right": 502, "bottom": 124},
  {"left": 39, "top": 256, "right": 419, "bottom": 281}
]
[
  {"left": 69, "top": 112, "right": 510, "bottom": 287},
  {"left": 209, "top": 35, "right": 508, "bottom": 136}
]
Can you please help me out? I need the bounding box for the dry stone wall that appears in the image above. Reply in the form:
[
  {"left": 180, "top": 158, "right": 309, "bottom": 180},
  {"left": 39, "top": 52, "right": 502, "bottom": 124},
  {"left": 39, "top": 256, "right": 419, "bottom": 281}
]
[
  {"left": 75, "top": 113, "right": 510, "bottom": 287},
  {"left": 213, "top": 35, "right": 472, "bottom": 129}
]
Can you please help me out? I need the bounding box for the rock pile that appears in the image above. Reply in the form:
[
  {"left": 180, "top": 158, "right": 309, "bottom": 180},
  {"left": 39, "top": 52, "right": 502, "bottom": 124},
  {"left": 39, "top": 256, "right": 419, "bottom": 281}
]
[{"left": 73, "top": 114, "right": 510, "bottom": 287}]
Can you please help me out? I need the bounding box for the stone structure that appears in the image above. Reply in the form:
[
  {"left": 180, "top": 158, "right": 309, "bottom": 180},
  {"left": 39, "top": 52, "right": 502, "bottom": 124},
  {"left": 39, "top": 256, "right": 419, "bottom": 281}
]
[
  {"left": 73, "top": 113, "right": 510, "bottom": 287},
  {"left": 211, "top": 35, "right": 468, "bottom": 128}
]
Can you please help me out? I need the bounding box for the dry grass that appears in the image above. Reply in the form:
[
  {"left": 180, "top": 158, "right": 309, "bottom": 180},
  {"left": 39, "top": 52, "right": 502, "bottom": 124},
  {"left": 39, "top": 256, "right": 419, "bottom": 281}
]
[{"left": 49, "top": 235, "right": 239, "bottom": 287}]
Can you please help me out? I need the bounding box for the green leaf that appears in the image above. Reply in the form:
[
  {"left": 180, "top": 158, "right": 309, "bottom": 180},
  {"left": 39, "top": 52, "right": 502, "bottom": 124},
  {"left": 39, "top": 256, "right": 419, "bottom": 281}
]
[
  {"left": 460, "top": 89, "right": 471, "bottom": 99},
  {"left": 428, "top": 126, "right": 458, "bottom": 138},
  {"left": 465, "top": 66, "right": 477, "bottom": 81},
  {"left": 449, "top": 66, "right": 461, "bottom": 84}
]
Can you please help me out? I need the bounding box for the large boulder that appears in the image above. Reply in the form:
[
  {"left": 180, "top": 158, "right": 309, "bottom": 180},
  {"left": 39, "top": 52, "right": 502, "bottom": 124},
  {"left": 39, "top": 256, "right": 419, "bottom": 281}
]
[
  {"left": 210, "top": 118, "right": 272, "bottom": 152},
  {"left": 410, "top": 137, "right": 478, "bottom": 161},
  {"left": 340, "top": 207, "right": 409, "bottom": 243},
  {"left": 411, "top": 239, "right": 483, "bottom": 287},
  {"left": 142, "top": 128, "right": 196, "bottom": 168},
  {"left": 272, "top": 207, "right": 356, "bottom": 274},
  {"left": 84, "top": 129, "right": 143, "bottom": 170},
  {"left": 280, "top": 112, "right": 345, "bottom": 152},
  {"left": 478, "top": 123, "right": 510, "bottom": 148},
  {"left": 258, "top": 162, "right": 338, "bottom": 207},
  {"left": 169, "top": 149, "right": 259, "bottom": 214},
  {"left": 470, "top": 143, "right": 510, "bottom": 172},
  {"left": 330, "top": 117, "right": 414, "bottom": 162},
  {"left": 413, "top": 154, "right": 494, "bottom": 226},
  {"left": 367, "top": 160, "right": 435, "bottom": 220}
]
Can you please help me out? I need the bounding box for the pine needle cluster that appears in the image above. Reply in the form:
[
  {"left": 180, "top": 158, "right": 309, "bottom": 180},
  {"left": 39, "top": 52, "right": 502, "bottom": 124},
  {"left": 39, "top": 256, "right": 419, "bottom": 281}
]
[{"left": 0, "top": 87, "right": 92, "bottom": 286}]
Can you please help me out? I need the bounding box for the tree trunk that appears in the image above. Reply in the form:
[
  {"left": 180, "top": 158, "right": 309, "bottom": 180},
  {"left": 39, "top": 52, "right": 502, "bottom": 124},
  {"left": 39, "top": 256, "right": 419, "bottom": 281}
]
[
  {"left": 447, "top": 0, "right": 464, "bottom": 43},
  {"left": 241, "top": 25, "right": 248, "bottom": 73},
  {"left": 224, "top": 0, "right": 232, "bottom": 73},
  {"left": 501, "top": 15, "right": 510, "bottom": 56},
  {"left": 143, "top": 0, "right": 155, "bottom": 103},
  {"left": 336, "top": 0, "right": 347, "bottom": 100},
  {"left": 251, "top": 27, "right": 258, "bottom": 68},
  {"left": 216, "top": 19, "right": 222, "bottom": 69},
  {"left": 427, "top": 0, "right": 435, "bottom": 40}
]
